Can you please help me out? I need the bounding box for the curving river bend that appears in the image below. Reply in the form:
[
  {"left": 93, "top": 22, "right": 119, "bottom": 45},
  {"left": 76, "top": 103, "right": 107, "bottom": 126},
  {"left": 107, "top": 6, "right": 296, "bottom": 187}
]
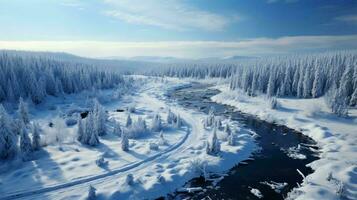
[{"left": 165, "top": 83, "right": 319, "bottom": 200}]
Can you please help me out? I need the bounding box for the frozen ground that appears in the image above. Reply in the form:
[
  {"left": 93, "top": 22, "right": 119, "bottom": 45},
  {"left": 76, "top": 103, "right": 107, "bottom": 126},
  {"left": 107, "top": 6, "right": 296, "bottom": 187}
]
[
  {"left": 211, "top": 84, "right": 357, "bottom": 200},
  {"left": 0, "top": 77, "right": 256, "bottom": 200}
]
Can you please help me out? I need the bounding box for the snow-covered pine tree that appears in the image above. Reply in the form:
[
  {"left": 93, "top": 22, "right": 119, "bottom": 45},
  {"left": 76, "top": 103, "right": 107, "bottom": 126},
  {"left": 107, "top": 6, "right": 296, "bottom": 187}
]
[
  {"left": 228, "top": 132, "right": 236, "bottom": 146},
  {"left": 77, "top": 116, "right": 85, "bottom": 143},
  {"left": 20, "top": 123, "right": 32, "bottom": 160},
  {"left": 151, "top": 114, "right": 162, "bottom": 131},
  {"left": 93, "top": 99, "right": 107, "bottom": 136},
  {"left": 32, "top": 122, "right": 41, "bottom": 151},
  {"left": 350, "top": 87, "right": 357, "bottom": 106},
  {"left": 303, "top": 67, "right": 312, "bottom": 98},
  {"left": 206, "top": 128, "right": 220, "bottom": 155},
  {"left": 312, "top": 65, "right": 324, "bottom": 98},
  {"left": 338, "top": 65, "right": 354, "bottom": 104},
  {"left": 224, "top": 123, "right": 231, "bottom": 135},
  {"left": 126, "top": 114, "right": 132, "bottom": 127},
  {"left": 167, "top": 109, "right": 175, "bottom": 124},
  {"left": 214, "top": 118, "right": 222, "bottom": 130},
  {"left": 88, "top": 119, "right": 100, "bottom": 146},
  {"left": 121, "top": 130, "right": 129, "bottom": 151},
  {"left": 267, "top": 72, "right": 276, "bottom": 97},
  {"left": 0, "top": 105, "right": 18, "bottom": 159},
  {"left": 85, "top": 112, "right": 100, "bottom": 146},
  {"left": 18, "top": 97, "right": 30, "bottom": 124},
  {"left": 175, "top": 115, "right": 182, "bottom": 128}
]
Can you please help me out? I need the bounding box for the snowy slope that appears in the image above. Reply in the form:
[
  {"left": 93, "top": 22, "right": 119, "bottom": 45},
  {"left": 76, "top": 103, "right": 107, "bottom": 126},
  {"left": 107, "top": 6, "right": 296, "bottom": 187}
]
[{"left": 211, "top": 84, "right": 357, "bottom": 200}]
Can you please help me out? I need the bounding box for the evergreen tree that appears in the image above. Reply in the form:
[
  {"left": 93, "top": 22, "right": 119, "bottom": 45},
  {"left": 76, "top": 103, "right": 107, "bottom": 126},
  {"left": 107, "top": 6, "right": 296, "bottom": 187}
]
[
  {"left": 312, "top": 66, "right": 323, "bottom": 98},
  {"left": 338, "top": 65, "right": 354, "bottom": 104},
  {"left": 0, "top": 106, "right": 18, "bottom": 159},
  {"left": 228, "top": 132, "right": 236, "bottom": 146},
  {"left": 20, "top": 123, "right": 32, "bottom": 160},
  {"left": 350, "top": 87, "right": 357, "bottom": 106},
  {"left": 267, "top": 72, "right": 276, "bottom": 97},
  {"left": 77, "top": 117, "right": 85, "bottom": 143},
  {"left": 93, "top": 99, "right": 106, "bottom": 136},
  {"left": 121, "top": 131, "right": 129, "bottom": 151},
  {"left": 224, "top": 124, "right": 231, "bottom": 135},
  {"left": 32, "top": 122, "right": 41, "bottom": 151},
  {"left": 18, "top": 97, "right": 30, "bottom": 124},
  {"left": 303, "top": 67, "right": 312, "bottom": 98},
  {"left": 206, "top": 128, "right": 220, "bottom": 155},
  {"left": 126, "top": 114, "right": 132, "bottom": 127},
  {"left": 151, "top": 114, "right": 162, "bottom": 131}
]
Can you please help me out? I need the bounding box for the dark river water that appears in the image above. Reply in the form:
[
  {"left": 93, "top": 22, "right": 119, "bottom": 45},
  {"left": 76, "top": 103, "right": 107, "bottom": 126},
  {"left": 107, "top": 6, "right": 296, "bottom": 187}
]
[{"left": 164, "top": 83, "right": 319, "bottom": 200}]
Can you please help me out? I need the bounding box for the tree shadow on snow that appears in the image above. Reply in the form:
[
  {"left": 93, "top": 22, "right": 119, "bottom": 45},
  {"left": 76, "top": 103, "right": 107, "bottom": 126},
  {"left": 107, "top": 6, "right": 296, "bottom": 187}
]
[{"left": 0, "top": 149, "right": 64, "bottom": 199}]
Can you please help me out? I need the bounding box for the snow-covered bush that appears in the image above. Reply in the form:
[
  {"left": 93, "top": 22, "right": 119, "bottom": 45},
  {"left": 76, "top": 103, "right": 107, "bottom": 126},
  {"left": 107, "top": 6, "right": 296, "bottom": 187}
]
[
  {"left": 148, "top": 142, "right": 159, "bottom": 151},
  {"left": 87, "top": 185, "right": 97, "bottom": 200},
  {"left": 126, "top": 117, "right": 148, "bottom": 138},
  {"left": 151, "top": 114, "right": 162, "bottom": 132},
  {"left": 95, "top": 156, "right": 108, "bottom": 168},
  {"left": 126, "top": 174, "right": 135, "bottom": 186}
]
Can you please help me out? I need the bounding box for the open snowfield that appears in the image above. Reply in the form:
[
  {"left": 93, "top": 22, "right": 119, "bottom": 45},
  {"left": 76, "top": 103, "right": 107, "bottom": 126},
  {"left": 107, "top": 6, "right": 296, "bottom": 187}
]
[
  {"left": 211, "top": 84, "right": 357, "bottom": 200},
  {"left": 0, "top": 77, "right": 257, "bottom": 200}
]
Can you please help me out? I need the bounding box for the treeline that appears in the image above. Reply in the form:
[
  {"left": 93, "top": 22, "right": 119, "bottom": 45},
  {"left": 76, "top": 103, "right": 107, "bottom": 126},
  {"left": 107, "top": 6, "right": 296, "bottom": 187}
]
[
  {"left": 0, "top": 51, "right": 127, "bottom": 104},
  {"left": 154, "top": 51, "right": 357, "bottom": 116}
]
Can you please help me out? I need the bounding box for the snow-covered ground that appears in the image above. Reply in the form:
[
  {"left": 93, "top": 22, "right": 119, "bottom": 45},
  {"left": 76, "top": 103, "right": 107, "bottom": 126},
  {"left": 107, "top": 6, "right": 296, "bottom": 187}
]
[
  {"left": 211, "top": 84, "right": 357, "bottom": 200},
  {"left": 0, "top": 77, "right": 257, "bottom": 200}
]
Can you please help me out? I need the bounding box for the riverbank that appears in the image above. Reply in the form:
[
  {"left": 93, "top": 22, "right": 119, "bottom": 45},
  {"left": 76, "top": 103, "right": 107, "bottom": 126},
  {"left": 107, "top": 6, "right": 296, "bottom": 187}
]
[{"left": 211, "top": 84, "right": 357, "bottom": 200}]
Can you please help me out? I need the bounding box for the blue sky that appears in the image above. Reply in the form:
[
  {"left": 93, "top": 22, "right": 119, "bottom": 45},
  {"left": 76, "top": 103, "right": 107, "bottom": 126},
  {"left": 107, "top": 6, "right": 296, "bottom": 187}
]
[{"left": 0, "top": 0, "right": 357, "bottom": 58}]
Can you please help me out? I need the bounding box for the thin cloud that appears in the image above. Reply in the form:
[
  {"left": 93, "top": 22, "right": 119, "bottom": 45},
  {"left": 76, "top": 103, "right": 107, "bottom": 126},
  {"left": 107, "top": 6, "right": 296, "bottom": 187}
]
[
  {"left": 335, "top": 15, "right": 357, "bottom": 25},
  {"left": 1, "top": 35, "right": 356, "bottom": 58},
  {"left": 103, "top": 0, "right": 231, "bottom": 31}
]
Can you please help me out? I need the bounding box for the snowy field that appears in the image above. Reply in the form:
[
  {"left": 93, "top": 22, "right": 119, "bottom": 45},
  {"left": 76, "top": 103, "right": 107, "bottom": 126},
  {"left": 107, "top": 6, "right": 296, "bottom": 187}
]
[
  {"left": 211, "top": 84, "right": 357, "bottom": 200},
  {"left": 0, "top": 77, "right": 257, "bottom": 200}
]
